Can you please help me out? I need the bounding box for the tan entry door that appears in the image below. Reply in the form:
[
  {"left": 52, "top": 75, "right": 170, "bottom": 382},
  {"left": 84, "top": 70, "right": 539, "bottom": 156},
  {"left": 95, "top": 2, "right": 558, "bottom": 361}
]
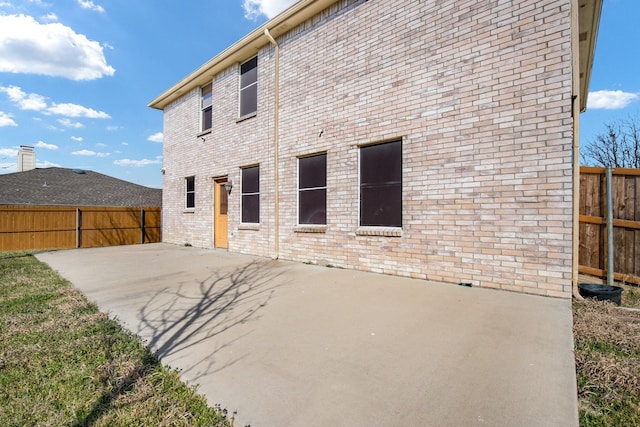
[{"left": 214, "top": 179, "right": 229, "bottom": 248}]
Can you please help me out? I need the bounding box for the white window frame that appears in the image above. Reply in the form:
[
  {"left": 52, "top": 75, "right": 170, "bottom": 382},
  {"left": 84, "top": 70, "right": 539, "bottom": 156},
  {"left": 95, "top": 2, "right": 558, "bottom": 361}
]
[
  {"left": 185, "top": 176, "right": 196, "bottom": 209},
  {"left": 239, "top": 57, "right": 258, "bottom": 118},
  {"left": 201, "top": 83, "right": 212, "bottom": 132}
]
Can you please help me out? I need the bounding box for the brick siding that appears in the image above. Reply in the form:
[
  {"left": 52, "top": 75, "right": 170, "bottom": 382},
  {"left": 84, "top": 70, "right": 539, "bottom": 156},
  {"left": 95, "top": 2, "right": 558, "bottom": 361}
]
[{"left": 162, "top": 0, "right": 574, "bottom": 297}]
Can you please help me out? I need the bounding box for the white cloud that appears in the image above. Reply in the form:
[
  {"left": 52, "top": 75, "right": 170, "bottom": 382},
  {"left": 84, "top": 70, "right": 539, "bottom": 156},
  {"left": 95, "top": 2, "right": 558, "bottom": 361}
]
[
  {"left": 121, "top": 142, "right": 128, "bottom": 146},
  {"left": 0, "top": 85, "right": 108, "bottom": 120},
  {"left": 71, "top": 136, "right": 83, "bottom": 141},
  {"left": 0, "top": 14, "right": 115, "bottom": 80},
  {"left": 114, "top": 158, "right": 162, "bottom": 167},
  {"left": 72, "top": 149, "right": 95, "bottom": 156},
  {"left": 35, "top": 140, "right": 58, "bottom": 150},
  {"left": 0, "top": 163, "right": 17, "bottom": 173},
  {"left": 242, "top": 0, "right": 296, "bottom": 19},
  {"left": 0, "top": 147, "right": 20, "bottom": 172},
  {"left": 41, "top": 13, "right": 58, "bottom": 22},
  {"left": 58, "top": 118, "right": 84, "bottom": 128},
  {"left": 147, "top": 132, "right": 163, "bottom": 143},
  {"left": 0, "top": 85, "right": 47, "bottom": 111},
  {"left": 0, "top": 111, "right": 17, "bottom": 127},
  {"left": 95, "top": 142, "right": 107, "bottom": 147},
  {"left": 77, "top": 0, "right": 104, "bottom": 13},
  {"left": 72, "top": 149, "right": 109, "bottom": 157},
  {"left": 36, "top": 160, "right": 61, "bottom": 168},
  {"left": 48, "top": 103, "right": 110, "bottom": 118},
  {"left": 106, "top": 125, "right": 121, "bottom": 131},
  {"left": 0, "top": 148, "right": 19, "bottom": 158},
  {"left": 587, "top": 90, "right": 639, "bottom": 110}
]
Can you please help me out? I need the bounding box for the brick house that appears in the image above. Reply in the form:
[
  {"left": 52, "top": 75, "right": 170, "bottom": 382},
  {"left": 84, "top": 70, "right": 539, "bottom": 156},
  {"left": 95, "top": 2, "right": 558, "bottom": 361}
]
[{"left": 149, "top": 0, "right": 601, "bottom": 298}]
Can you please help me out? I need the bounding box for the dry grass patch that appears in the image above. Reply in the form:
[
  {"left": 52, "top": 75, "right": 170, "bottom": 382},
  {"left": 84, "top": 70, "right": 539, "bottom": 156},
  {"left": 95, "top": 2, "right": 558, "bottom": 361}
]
[
  {"left": 574, "top": 299, "right": 640, "bottom": 354},
  {"left": 574, "top": 299, "right": 640, "bottom": 426}
]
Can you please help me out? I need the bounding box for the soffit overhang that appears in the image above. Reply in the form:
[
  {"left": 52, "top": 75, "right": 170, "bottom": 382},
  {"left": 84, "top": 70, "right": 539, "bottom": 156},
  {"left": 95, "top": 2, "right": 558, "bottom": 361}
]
[{"left": 578, "top": 0, "right": 603, "bottom": 112}]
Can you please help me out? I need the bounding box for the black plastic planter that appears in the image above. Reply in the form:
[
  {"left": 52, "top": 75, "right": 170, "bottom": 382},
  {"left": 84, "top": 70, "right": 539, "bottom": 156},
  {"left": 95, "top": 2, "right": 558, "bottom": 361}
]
[{"left": 578, "top": 283, "right": 624, "bottom": 306}]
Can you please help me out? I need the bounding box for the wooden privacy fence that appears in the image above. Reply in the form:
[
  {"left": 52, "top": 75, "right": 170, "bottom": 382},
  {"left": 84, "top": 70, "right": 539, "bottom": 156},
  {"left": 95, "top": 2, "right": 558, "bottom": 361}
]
[
  {"left": 0, "top": 206, "right": 161, "bottom": 251},
  {"left": 579, "top": 167, "right": 640, "bottom": 285}
]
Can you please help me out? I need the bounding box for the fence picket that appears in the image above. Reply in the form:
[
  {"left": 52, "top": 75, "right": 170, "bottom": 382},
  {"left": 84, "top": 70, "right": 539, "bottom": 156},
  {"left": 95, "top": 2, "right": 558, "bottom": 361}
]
[
  {"left": 0, "top": 206, "right": 161, "bottom": 251},
  {"left": 579, "top": 167, "right": 640, "bottom": 285}
]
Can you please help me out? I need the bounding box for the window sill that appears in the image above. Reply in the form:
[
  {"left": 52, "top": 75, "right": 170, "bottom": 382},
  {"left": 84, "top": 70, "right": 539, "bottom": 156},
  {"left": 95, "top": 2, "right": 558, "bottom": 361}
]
[
  {"left": 294, "top": 225, "right": 327, "bottom": 233},
  {"left": 236, "top": 112, "right": 257, "bottom": 123},
  {"left": 356, "top": 227, "right": 402, "bottom": 237},
  {"left": 197, "top": 129, "right": 212, "bottom": 138},
  {"left": 183, "top": 209, "right": 195, "bottom": 214},
  {"left": 238, "top": 223, "right": 260, "bottom": 230}
]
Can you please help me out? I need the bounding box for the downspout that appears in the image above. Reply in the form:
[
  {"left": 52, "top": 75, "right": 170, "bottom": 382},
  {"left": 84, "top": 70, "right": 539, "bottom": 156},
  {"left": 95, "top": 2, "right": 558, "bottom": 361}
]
[
  {"left": 570, "top": 0, "right": 583, "bottom": 299},
  {"left": 264, "top": 28, "right": 280, "bottom": 259}
]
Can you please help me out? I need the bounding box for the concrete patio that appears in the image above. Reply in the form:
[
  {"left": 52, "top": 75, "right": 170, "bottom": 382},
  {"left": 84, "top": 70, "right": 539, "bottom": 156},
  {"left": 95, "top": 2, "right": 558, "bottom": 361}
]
[{"left": 37, "top": 243, "right": 578, "bottom": 426}]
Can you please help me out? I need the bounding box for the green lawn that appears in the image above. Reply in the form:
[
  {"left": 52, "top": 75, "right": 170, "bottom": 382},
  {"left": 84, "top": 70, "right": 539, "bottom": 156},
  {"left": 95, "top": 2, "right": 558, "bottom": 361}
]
[{"left": 0, "top": 251, "right": 232, "bottom": 427}]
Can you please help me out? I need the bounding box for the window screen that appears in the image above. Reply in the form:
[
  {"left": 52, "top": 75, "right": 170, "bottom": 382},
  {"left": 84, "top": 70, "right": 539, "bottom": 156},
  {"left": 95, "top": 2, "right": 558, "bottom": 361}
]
[
  {"left": 299, "top": 154, "right": 327, "bottom": 225},
  {"left": 241, "top": 165, "right": 259, "bottom": 223},
  {"left": 239, "top": 57, "right": 257, "bottom": 117},
  {"left": 201, "top": 83, "right": 212, "bottom": 131},
  {"left": 360, "top": 140, "right": 402, "bottom": 227},
  {"left": 186, "top": 176, "right": 195, "bottom": 209}
]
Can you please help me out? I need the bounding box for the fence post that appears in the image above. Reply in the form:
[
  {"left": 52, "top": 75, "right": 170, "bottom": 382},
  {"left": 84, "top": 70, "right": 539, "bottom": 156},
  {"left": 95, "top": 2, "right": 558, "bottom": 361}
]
[
  {"left": 606, "top": 168, "right": 614, "bottom": 286},
  {"left": 140, "top": 208, "right": 145, "bottom": 244},
  {"left": 75, "top": 208, "right": 80, "bottom": 248}
]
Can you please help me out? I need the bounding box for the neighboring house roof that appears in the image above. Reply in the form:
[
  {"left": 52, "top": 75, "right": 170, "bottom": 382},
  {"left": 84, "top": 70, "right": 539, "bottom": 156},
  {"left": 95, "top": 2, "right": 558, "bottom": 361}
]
[
  {"left": 0, "top": 167, "right": 162, "bottom": 207},
  {"left": 148, "top": 0, "right": 602, "bottom": 113}
]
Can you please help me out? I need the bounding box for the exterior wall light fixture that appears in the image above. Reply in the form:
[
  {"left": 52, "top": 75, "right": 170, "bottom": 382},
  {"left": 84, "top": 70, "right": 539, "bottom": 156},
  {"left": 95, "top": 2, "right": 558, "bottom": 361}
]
[{"left": 224, "top": 180, "right": 233, "bottom": 195}]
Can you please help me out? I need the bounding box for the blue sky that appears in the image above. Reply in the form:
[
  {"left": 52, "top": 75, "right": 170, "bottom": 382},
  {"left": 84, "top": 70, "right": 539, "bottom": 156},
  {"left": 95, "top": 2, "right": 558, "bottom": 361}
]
[
  {"left": 580, "top": 0, "right": 640, "bottom": 161},
  {"left": 0, "top": 0, "right": 637, "bottom": 189},
  {"left": 0, "top": 0, "right": 295, "bottom": 188}
]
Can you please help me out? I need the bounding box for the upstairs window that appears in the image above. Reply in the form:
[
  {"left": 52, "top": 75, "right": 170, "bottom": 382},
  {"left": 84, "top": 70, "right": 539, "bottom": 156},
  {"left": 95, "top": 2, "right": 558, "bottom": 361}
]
[
  {"left": 360, "top": 140, "right": 402, "bottom": 227},
  {"left": 239, "top": 57, "right": 257, "bottom": 117},
  {"left": 201, "top": 83, "right": 212, "bottom": 131},
  {"left": 185, "top": 176, "right": 195, "bottom": 209},
  {"left": 298, "top": 153, "right": 327, "bottom": 225},
  {"left": 241, "top": 165, "right": 260, "bottom": 223}
]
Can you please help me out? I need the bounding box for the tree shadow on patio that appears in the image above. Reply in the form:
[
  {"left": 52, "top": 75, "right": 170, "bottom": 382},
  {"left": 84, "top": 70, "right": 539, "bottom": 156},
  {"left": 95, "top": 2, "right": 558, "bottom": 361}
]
[{"left": 136, "top": 258, "right": 284, "bottom": 381}]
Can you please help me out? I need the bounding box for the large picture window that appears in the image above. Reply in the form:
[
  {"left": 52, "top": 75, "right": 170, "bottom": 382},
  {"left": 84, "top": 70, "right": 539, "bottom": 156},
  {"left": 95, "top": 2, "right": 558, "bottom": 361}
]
[
  {"left": 360, "top": 140, "right": 402, "bottom": 227},
  {"left": 241, "top": 165, "right": 259, "bottom": 223},
  {"left": 239, "top": 57, "right": 257, "bottom": 117},
  {"left": 185, "top": 176, "right": 195, "bottom": 209},
  {"left": 201, "top": 83, "right": 212, "bottom": 131},
  {"left": 298, "top": 154, "right": 327, "bottom": 225}
]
